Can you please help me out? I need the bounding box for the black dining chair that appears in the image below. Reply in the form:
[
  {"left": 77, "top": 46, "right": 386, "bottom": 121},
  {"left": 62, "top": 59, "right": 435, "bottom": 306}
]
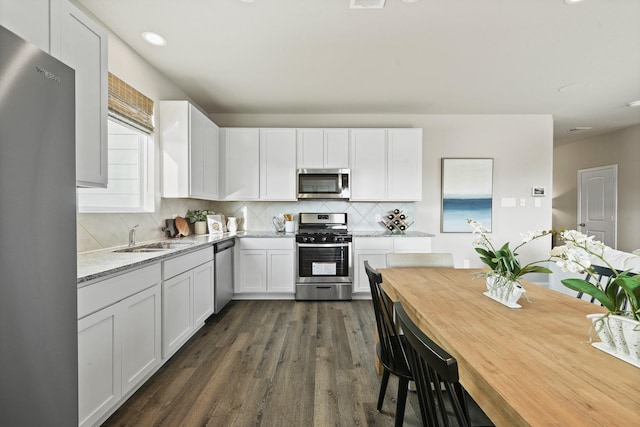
[
  {"left": 364, "top": 261, "right": 412, "bottom": 427},
  {"left": 394, "top": 301, "right": 494, "bottom": 427}
]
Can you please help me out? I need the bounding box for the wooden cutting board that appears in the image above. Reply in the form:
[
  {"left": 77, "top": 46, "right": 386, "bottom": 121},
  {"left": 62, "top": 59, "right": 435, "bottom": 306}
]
[{"left": 175, "top": 216, "right": 190, "bottom": 237}]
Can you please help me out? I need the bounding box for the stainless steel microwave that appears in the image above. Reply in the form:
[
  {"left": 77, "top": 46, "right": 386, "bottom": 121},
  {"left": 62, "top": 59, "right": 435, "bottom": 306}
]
[{"left": 297, "top": 169, "right": 350, "bottom": 200}]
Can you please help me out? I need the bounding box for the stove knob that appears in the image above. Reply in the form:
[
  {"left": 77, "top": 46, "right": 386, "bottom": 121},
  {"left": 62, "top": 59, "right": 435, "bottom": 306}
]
[
  {"left": 307, "top": 236, "right": 315, "bottom": 243},
  {"left": 321, "top": 236, "right": 328, "bottom": 242}
]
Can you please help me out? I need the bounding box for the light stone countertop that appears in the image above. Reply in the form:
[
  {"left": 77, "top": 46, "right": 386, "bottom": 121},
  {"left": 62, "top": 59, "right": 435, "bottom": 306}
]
[
  {"left": 77, "top": 231, "right": 292, "bottom": 285},
  {"left": 77, "top": 230, "right": 434, "bottom": 286}
]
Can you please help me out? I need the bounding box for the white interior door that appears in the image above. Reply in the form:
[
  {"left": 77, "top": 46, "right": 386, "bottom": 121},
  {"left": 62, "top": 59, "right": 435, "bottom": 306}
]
[{"left": 578, "top": 165, "right": 617, "bottom": 248}]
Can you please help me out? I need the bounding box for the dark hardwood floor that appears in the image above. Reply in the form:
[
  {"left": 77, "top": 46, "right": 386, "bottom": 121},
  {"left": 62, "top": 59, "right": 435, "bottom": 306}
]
[{"left": 103, "top": 300, "right": 422, "bottom": 427}]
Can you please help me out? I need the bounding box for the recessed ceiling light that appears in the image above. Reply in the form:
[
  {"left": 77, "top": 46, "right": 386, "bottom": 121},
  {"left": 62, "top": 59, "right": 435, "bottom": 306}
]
[
  {"left": 564, "top": 0, "right": 584, "bottom": 4},
  {"left": 627, "top": 100, "right": 640, "bottom": 107},
  {"left": 239, "top": 0, "right": 255, "bottom": 3},
  {"left": 141, "top": 32, "right": 166, "bottom": 46}
]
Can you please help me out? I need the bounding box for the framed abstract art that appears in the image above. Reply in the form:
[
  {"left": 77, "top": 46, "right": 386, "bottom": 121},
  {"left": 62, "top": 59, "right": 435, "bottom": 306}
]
[{"left": 441, "top": 158, "right": 493, "bottom": 233}]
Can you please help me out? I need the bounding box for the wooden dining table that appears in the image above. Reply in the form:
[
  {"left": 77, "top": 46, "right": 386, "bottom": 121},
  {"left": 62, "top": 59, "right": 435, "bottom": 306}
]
[{"left": 379, "top": 267, "right": 640, "bottom": 427}]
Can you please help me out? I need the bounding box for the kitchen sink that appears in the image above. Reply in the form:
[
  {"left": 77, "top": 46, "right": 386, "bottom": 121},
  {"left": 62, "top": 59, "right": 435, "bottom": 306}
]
[{"left": 113, "top": 241, "right": 196, "bottom": 253}]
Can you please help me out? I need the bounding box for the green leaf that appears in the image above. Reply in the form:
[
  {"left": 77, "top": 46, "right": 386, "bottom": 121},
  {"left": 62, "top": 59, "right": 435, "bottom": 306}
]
[
  {"left": 561, "top": 278, "right": 617, "bottom": 312},
  {"left": 519, "top": 265, "right": 552, "bottom": 275},
  {"left": 617, "top": 276, "right": 640, "bottom": 317}
]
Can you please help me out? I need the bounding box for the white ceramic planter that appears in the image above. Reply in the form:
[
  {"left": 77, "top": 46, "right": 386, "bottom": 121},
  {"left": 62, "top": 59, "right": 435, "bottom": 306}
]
[
  {"left": 194, "top": 221, "right": 207, "bottom": 235},
  {"left": 483, "top": 275, "right": 525, "bottom": 308},
  {"left": 588, "top": 314, "right": 640, "bottom": 368}
]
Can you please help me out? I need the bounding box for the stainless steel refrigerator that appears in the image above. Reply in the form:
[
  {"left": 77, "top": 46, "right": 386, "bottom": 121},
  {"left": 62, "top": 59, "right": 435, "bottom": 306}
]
[{"left": 0, "top": 25, "right": 78, "bottom": 426}]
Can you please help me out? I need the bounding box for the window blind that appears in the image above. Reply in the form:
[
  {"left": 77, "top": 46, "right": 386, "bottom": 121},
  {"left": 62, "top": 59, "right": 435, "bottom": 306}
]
[{"left": 108, "top": 72, "right": 154, "bottom": 134}]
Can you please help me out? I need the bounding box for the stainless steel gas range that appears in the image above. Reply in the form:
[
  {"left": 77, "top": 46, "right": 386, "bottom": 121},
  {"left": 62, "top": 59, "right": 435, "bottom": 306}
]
[{"left": 295, "top": 213, "right": 353, "bottom": 301}]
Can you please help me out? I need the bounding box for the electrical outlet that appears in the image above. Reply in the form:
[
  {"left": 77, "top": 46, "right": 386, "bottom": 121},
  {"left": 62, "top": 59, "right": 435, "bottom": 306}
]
[
  {"left": 520, "top": 198, "right": 526, "bottom": 207},
  {"left": 375, "top": 213, "right": 381, "bottom": 222}
]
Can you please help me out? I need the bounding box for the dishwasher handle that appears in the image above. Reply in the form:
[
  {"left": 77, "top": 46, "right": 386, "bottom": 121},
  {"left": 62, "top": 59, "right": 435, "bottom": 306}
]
[{"left": 215, "top": 238, "right": 235, "bottom": 253}]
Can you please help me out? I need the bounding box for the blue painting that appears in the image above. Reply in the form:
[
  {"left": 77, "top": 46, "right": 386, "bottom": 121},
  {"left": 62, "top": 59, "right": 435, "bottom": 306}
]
[{"left": 441, "top": 158, "right": 493, "bottom": 233}]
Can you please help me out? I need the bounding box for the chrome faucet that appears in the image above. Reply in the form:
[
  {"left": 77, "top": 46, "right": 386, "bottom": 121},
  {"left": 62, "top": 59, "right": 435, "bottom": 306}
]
[{"left": 129, "top": 224, "right": 139, "bottom": 247}]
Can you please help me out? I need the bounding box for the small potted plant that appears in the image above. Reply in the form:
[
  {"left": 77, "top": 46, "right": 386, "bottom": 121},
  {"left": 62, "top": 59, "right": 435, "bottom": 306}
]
[
  {"left": 185, "top": 210, "right": 215, "bottom": 235},
  {"left": 550, "top": 230, "right": 640, "bottom": 365},
  {"left": 468, "top": 219, "right": 553, "bottom": 307}
]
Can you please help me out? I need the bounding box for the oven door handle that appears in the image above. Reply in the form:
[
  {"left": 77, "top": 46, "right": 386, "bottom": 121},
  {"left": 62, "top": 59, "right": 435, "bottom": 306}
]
[{"left": 297, "top": 242, "right": 351, "bottom": 248}]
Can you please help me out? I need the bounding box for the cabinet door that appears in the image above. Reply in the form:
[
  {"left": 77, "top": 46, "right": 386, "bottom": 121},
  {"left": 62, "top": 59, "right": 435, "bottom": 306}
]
[
  {"left": 350, "top": 129, "right": 386, "bottom": 201},
  {"left": 221, "top": 128, "right": 260, "bottom": 200},
  {"left": 193, "top": 261, "right": 214, "bottom": 326},
  {"left": 121, "top": 284, "right": 161, "bottom": 396},
  {"left": 202, "top": 118, "right": 219, "bottom": 199},
  {"left": 189, "top": 105, "right": 219, "bottom": 199},
  {"left": 78, "top": 304, "right": 121, "bottom": 427},
  {"left": 54, "top": 1, "right": 108, "bottom": 188},
  {"left": 354, "top": 252, "right": 388, "bottom": 294},
  {"left": 393, "top": 237, "right": 432, "bottom": 253},
  {"left": 297, "top": 129, "right": 324, "bottom": 169},
  {"left": 0, "top": 0, "right": 50, "bottom": 52},
  {"left": 260, "top": 128, "right": 297, "bottom": 200},
  {"left": 267, "top": 250, "right": 295, "bottom": 292},
  {"left": 162, "top": 271, "right": 193, "bottom": 358},
  {"left": 324, "top": 129, "right": 349, "bottom": 169},
  {"left": 387, "top": 129, "right": 422, "bottom": 201},
  {"left": 237, "top": 250, "right": 267, "bottom": 293}
]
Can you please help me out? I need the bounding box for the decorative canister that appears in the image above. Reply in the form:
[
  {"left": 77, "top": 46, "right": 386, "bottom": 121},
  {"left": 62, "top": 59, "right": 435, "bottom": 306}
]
[{"left": 227, "top": 217, "right": 238, "bottom": 233}]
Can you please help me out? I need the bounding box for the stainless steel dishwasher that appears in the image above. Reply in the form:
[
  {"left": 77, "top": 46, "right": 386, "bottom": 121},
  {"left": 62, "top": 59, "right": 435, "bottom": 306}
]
[{"left": 214, "top": 239, "right": 235, "bottom": 314}]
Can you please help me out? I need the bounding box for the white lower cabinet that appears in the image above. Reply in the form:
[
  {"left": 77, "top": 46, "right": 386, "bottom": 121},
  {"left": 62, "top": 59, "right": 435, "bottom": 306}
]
[
  {"left": 77, "top": 263, "right": 161, "bottom": 427},
  {"left": 354, "top": 238, "right": 393, "bottom": 294},
  {"left": 162, "top": 247, "right": 214, "bottom": 359},
  {"left": 236, "top": 238, "right": 295, "bottom": 295},
  {"left": 353, "top": 237, "right": 432, "bottom": 294}
]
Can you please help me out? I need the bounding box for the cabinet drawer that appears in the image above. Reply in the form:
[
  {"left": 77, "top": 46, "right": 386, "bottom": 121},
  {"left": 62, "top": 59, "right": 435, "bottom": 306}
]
[
  {"left": 393, "top": 237, "right": 432, "bottom": 252},
  {"left": 163, "top": 247, "right": 214, "bottom": 279},
  {"left": 78, "top": 263, "right": 161, "bottom": 319},
  {"left": 239, "top": 237, "right": 294, "bottom": 250},
  {"left": 354, "top": 237, "right": 393, "bottom": 251}
]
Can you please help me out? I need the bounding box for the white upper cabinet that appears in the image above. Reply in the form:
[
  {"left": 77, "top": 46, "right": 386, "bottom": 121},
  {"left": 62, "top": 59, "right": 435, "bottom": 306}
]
[
  {"left": 260, "top": 128, "right": 297, "bottom": 200},
  {"left": 350, "top": 128, "right": 423, "bottom": 201},
  {"left": 297, "top": 129, "right": 349, "bottom": 169},
  {"left": 350, "top": 129, "right": 387, "bottom": 201},
  {"left": 220, "top": 128, "right": 260, "bottom": 200},
  {"left": 160, "top": 101, "right": 219, "bottom": 200},
  {"left": 387, "top": 128, "right": 423, "bottom": 201},
  {"left": 52, "top": 1, "right": 108, "bottom": 187},
  {"left": 0, "top": 0, "right": 51, "bottom": 52}
]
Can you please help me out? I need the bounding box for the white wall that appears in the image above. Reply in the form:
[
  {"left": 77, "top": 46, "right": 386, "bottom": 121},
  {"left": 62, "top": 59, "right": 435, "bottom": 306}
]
[
  {"left": 553, "top": 124, "right": 640, "bottom": 252},
  {"left": 212, "top": 113, "right": 554, "bottom": 271}
]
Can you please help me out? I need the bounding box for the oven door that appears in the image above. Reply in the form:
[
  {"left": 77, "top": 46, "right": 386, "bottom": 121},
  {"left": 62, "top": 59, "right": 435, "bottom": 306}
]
[{"left": 297, "top": 242, "right": 352, "bottom": 283}]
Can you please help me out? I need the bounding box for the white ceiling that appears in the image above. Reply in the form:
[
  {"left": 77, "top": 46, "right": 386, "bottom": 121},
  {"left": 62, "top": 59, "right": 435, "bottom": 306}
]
[{"left": 77, "top": 0, "right": 640, "bottom": 144}]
